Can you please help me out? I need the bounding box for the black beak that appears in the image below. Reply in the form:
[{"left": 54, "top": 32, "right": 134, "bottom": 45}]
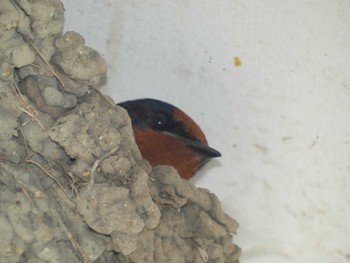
[{"left": 181, "top": 136, "right": 221, "bottom": 161}]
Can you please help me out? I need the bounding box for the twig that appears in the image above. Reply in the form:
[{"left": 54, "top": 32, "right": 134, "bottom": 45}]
[
  {"left": 26, "top": 159, "right": 73, "bottom": 202},
  {"left": 12, "top": 83, "right": 46, "bottom": 130},
  {"left": 190, "top": 238, "right": 209, "bottom": 262},
  {"left": 27, "top": 39, "right": 65, "bottom": 88},
  {"left": 55, "top": 161, "right": 80, "bottom": 201},
  {"left": 88, "top": 147, "right": 118, "bottom": 191},
  {"left": 17, "top": 181, "right": 33, "bottom": 203},
  {"left": 195, "top": 245, "right": 209, "bottom": 262},
  {"left": 55, "top": 212, "right": 91, "bottom": 263},
  {"left": 89, "top": 86, "right": 116, "bottom": 108},
  {"left": 22, "top": 152, "right": 36, "bottom": 164}
]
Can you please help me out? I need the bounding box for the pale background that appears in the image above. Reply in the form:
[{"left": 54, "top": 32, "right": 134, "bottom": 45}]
[{"left": 61, "top": 1, "right": 350, "bottom": 262}]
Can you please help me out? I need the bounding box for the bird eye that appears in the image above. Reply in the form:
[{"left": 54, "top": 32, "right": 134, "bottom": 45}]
[{"left": 151, "top": 112, "right": 168, "bottom": 128}]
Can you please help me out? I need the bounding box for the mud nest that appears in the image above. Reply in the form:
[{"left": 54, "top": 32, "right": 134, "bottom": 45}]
[{"left": 0, "top": 1, "right": 241, "bottom": 262}]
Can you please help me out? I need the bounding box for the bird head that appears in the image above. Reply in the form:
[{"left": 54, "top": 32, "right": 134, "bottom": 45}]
[{"left": 118, "top": 98, "right": 221, "bottom": 179}]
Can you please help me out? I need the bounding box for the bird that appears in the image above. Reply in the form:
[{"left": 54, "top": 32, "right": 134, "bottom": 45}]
[{"left": 118, "top": 98, "right": 221, "bottom": 180}]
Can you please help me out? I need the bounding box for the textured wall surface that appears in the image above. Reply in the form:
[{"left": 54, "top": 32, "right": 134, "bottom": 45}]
[{"left": 62, "top": 1, "right": 350, "bottom": 262}]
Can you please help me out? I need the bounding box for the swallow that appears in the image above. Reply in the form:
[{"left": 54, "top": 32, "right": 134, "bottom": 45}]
[{"left": 118, "top": 98, "right": 221, "bottom": 180}]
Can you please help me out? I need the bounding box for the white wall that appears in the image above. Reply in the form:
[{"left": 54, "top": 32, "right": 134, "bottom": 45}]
[{"left": 62, "top": 1, "right": 350, "bottom": 262}]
